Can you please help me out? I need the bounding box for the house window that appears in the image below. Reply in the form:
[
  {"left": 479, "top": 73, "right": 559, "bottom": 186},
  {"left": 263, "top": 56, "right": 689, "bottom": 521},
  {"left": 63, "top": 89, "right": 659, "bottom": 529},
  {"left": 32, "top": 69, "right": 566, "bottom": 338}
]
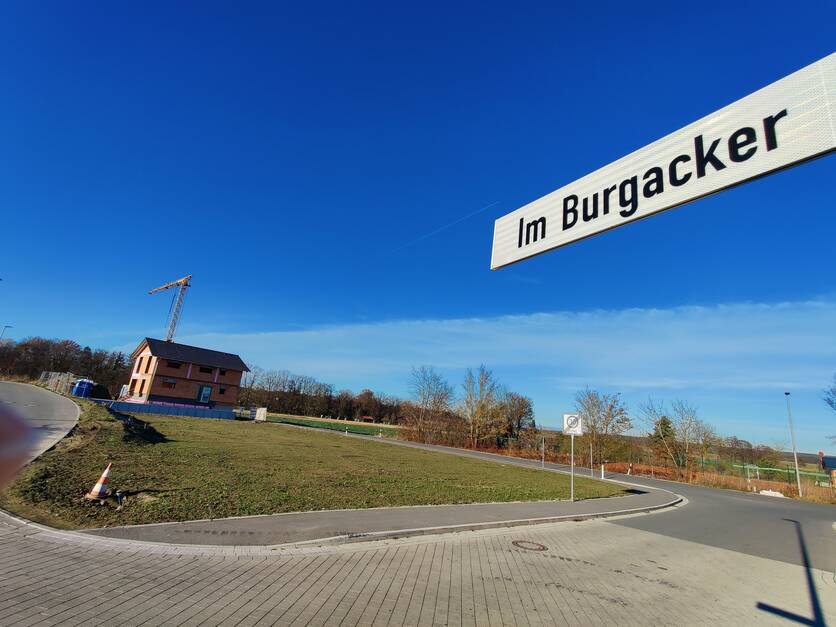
[
  {"left": 135, "top": 357, "right": 142, "bottom": 373},
  {"left": 199, "top": 366, "right": 213, "bottom": 374},
  {"left": 161, "top": 377, "right": 176, "bottom": 390},
  {"left": 166, "top": 361, "right": 182, "bottom": 369},
  {"left": 138, "top": 380, "right": 146, "bottom": 395},
  {"left": 144, "top": 357, "right": 152, "bottom": 374},
  {"left": 198, "top": 385, "right": 212, "bottom": 403},
  {"left": 219, "top": 387, "right": 226, "bottom": 395},
  {"left": 219, "top": 369, "right": 226, "bottom": 376}
]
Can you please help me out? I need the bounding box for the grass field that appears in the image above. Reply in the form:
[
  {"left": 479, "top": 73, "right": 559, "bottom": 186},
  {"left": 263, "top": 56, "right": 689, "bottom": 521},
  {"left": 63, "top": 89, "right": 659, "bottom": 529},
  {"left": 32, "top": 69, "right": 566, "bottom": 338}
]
[
  {"left": 267, "top": 414, "right": 400, "bottom": 437},
  {"left": 0, "top": 401, "right": 625, "bottom": 530}
]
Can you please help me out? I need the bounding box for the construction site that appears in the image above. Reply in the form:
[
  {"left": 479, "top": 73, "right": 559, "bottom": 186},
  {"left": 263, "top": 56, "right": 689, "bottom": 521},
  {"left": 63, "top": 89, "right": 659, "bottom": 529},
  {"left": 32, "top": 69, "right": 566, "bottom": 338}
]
[{"left": 41, "top": 274, "right": 251, "bottom": 419}]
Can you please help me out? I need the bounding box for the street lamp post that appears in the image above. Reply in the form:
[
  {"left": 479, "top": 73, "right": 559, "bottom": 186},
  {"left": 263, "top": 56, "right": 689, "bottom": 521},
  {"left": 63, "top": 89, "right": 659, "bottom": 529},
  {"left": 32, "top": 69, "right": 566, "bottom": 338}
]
[
  {"left": 784, "top": 392, "right": 803, "bottom": 497},
  {"left": 0, "top": 325, "right": 11, "bottom": 340}
]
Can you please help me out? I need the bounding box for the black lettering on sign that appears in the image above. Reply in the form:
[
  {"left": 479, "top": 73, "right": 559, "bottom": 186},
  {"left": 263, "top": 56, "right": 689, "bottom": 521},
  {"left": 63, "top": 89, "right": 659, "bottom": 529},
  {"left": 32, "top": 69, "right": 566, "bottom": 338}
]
[
  {"left": 618, "top": 176, "right": 638, "bottom": 217},
  {"left": 563, "top": 195, "right": 578, "bottom": 230},
  {"left": 669, "top": 154, "right": 691, "bottom": 186},
  {"left": 763, "top": 109, "right": 787, "bottom": 151},
  {"left": 728, "top": 127, "right": 757, "bottom": 162},
  {"left": 526, "top": 217, "right": 546, "bottom": 244},
  {"left": 603, "top": 185, "right": 616, "bottom": 215},
  {"left": 582, "top": 193, "right": 599, "bottom": 221},
  {"left": 518, "top": 216, "right": 547, "bottom": 246},
  {"left": 642, "top": 166, "right": 664, "bottom": 198},
  {"left": 695, "top": 135, "right": 727, "bottom": 177},
  {"left": 519, "top": 108, "right": 793, "bottom": 249}
]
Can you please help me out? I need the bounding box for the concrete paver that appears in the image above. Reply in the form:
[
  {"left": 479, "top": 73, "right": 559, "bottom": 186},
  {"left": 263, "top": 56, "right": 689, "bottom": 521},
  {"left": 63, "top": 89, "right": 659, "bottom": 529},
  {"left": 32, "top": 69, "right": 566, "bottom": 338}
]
[{"left": 6, "top": 509, "right": 833, "bottom": 625}]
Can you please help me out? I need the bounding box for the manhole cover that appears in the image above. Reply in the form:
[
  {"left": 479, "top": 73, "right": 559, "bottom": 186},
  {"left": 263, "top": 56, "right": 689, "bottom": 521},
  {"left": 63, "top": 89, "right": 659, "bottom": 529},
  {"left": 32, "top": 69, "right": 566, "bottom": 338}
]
[{"left": 512, "top": 540, "right": 547, "bottom": 551}]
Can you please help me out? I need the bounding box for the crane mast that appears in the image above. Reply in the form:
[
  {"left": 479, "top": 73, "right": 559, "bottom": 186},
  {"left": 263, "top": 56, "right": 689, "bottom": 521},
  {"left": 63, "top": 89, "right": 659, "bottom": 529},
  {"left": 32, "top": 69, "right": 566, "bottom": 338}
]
[{"left": 149, "top": 274, "right": 192, "bottom": 342}]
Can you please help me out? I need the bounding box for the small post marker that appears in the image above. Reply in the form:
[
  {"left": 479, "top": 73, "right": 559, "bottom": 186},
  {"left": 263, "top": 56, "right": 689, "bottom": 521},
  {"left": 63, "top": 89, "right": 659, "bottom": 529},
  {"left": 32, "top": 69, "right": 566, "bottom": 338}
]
[{"left": 541, "top": 435, "right": 545, "bottom": 469}]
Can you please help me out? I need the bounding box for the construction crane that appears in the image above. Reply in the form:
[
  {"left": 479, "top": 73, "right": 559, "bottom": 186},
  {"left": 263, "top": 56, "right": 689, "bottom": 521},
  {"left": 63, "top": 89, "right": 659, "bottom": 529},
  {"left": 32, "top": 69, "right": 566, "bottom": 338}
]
[{"left": 149, "top": 274, "right": 192, "bottom": 342}]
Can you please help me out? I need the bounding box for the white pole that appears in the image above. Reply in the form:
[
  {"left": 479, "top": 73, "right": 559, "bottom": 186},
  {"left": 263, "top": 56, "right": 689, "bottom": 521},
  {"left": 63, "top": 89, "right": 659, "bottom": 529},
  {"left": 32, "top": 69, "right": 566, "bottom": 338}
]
[
  {"left": 601, "top": 463, "right": 604, "bottom": 479},
  {"left": 784, "top": 393, "right": 803, "bottom": 497},
  {"left": 541, "top": 435, "right": 545, "bottom": 469},
  {"left": 570, "top": 434, "right": 575, "bottom": 502}
]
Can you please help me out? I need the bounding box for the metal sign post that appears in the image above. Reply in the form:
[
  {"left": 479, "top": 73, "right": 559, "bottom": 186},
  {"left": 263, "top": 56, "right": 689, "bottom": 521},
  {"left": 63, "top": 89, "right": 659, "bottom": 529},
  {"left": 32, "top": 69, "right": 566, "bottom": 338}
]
[
  {"left": 570, "top": 434, "right": 574, "bottom": 502},
  {"left": 563, "top": 413, "right": 584, "bottom": 502}
]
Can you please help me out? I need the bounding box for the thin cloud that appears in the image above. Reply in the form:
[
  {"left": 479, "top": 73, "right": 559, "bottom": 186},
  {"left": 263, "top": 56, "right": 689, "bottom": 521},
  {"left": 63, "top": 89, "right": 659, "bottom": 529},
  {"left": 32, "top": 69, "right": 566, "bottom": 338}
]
[
  {"left": 174, "top": 298, "right": 836, "bottom": 392},
  {"left": 137, "top": 298, "right": 836, "bottom": 451}
]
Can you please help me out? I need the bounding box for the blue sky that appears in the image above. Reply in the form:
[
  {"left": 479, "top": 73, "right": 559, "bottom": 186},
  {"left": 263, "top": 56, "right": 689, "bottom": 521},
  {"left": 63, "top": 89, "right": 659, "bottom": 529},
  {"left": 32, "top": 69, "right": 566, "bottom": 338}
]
[{"left": 1, "top": 2, "right": 834, "bottom": 452}]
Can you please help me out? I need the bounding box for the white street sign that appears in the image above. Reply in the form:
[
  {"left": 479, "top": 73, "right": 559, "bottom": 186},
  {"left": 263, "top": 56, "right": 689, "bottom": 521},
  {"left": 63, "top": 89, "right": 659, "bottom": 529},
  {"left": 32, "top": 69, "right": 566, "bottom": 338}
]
[
  {"left": 491, "top": 53, "right": 836, "bottom": 269},
  {"left": 563, "top": 413, "right": 583, "bottom": 436}
]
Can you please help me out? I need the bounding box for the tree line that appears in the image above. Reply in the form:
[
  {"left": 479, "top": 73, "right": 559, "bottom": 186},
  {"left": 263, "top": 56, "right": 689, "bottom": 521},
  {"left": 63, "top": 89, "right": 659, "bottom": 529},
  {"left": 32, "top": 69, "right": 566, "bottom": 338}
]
[
  {"left": 4, "top": 336, "right": 832, "bottom": 470},
  {"left": 400, "top": 365, "right": 536, "bottom": 448},
  {"left": 0, "top": 337, "right": 130, "bottom": 397},
  {"left": 239, "top": 366, "right": 403, "bottom": 423}
]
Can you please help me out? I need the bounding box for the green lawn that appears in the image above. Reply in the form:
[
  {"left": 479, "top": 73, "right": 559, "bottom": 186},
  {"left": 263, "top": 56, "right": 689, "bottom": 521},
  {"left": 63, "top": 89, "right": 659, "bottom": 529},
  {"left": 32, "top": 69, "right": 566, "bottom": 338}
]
[
  {"left": 267, "top": 414, "right": 400, "bottom": 437},
  {"left": 0, "top": 401, "right": 625, "bottom": 530}
]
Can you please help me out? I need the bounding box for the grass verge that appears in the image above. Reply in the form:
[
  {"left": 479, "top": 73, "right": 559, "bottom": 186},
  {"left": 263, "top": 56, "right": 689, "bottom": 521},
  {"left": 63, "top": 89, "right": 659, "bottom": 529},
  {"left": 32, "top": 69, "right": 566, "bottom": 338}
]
[
  {"left": 267, "top": 414, "right": 399, "bottom": 437},
  {"left": 0, "top": 401, "right": 624, "bottom": 529}
]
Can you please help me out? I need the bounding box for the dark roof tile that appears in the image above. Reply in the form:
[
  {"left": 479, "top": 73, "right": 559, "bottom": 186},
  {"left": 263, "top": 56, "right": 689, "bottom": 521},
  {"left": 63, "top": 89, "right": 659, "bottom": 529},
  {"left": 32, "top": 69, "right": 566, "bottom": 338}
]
[{"left": 137, "top": 338, "right": 250, "bottom": 372}]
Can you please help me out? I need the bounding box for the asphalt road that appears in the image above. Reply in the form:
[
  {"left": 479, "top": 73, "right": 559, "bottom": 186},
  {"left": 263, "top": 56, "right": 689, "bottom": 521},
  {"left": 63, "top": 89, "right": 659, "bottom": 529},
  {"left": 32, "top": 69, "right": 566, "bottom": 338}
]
[
  {"left": 0, "top": 381, "right": 78, "bottom": 461},
  {"left": 351, "top": 433, "right": 836, "bottom": 572}
]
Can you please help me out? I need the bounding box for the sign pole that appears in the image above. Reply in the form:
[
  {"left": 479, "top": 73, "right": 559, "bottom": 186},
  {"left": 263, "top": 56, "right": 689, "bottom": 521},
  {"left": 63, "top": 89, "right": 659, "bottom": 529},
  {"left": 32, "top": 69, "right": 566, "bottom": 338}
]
[
  {"left": 563, "top": 413, "right": 582, "bottom": 503},
  {"left": 541, "top": 435, "right": 545, "bottom": 469},
  {"left": 570, "top": 434, "right": 575, "bottom": 502},
  {"left": 590, "top": 442, "right": 593, "bottom": 477}
]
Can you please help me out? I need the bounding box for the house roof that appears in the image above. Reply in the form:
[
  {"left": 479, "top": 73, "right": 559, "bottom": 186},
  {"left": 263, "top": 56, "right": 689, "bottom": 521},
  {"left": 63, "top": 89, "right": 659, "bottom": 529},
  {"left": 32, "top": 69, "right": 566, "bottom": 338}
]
[{"left": 135, "top": 338, "right": 250, "bottom": 372}]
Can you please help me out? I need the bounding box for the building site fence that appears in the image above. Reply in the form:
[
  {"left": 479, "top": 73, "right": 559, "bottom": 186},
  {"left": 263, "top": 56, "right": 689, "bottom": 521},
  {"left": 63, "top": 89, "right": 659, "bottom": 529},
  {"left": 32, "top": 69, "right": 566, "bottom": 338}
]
[
  {"left": 91, "top": 399, "right": 235, "bottom": 420},
  {"left": 39, "top": 371, "right": 80, "bottom": 395}
]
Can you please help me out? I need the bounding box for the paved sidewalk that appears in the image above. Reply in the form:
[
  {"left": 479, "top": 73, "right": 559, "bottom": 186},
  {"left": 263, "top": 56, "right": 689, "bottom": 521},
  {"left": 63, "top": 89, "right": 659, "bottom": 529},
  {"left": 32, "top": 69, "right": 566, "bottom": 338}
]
[
  {"left": 82, "top": 489, "right": 678, "bottom": 546},
  {"left": 1, "top": 506, "right": 833, "bottom": 626}
]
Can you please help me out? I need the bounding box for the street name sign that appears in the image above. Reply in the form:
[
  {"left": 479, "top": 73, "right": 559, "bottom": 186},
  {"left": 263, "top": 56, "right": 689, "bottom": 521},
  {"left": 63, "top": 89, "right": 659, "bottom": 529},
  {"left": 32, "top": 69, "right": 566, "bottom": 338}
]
[
  {"left": 563, "top": 413, "right": 583, "bottom": 436},
  {"left": 490, "top": 53, "right": 836, "bottom": 269}
]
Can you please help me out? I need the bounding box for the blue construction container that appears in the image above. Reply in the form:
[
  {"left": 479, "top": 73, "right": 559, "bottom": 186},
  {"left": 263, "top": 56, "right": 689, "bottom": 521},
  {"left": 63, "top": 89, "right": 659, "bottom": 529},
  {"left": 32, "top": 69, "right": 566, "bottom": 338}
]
[{"left": 72, "top": 379, "right": 94, "bottom": 398}]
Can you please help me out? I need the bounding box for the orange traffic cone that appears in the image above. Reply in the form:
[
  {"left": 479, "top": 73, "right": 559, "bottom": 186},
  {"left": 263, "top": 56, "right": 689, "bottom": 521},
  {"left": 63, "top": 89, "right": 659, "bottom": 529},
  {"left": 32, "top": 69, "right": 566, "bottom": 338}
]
[{"left": 84, "top": 463, "right": 112, "bottom": 500}]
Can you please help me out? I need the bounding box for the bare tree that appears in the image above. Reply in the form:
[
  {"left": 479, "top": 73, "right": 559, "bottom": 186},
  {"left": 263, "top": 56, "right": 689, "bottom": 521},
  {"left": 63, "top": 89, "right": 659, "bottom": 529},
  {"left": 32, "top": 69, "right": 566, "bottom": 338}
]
[
  {"left": 693, "top": 418, "right": 718, "bottom": 471},
  {"left": 575, "top": 389, "right": 631, "bottom": 465},
  {"left": 640, "top": 397, "right": 682, "bottom": 473},
  {"left": 497, "top": 390, "right": 535, "bottom": 442},
  {"left": 460, "top": 365, "right": 500, "bottom": 448},
  {"left": 407, "top": 366, "right": 453, "bottom": 443},
  {"left": 671, "top": 400, "right": 701, "bottom": 479},
  {"left": 641, "top": 397, "right": 712, "bottom": 481}
]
